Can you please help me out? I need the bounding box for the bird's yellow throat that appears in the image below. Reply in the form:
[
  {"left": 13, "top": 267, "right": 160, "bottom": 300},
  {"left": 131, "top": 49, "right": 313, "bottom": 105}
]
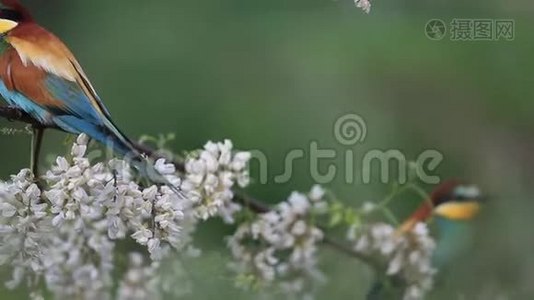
[{"left": 434, "top": 201, "right": 481, "bottom": 220}]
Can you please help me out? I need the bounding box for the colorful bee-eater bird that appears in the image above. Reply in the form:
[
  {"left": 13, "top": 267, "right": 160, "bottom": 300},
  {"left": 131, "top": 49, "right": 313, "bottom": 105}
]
[
  {"left": 0, "top": 0, "right": 180, "bottom": 194},
  {"left": 367, "top": 180, "right": 482, "bottom": 299},
  {"left": 399, "top": 180, "right": 482, "bottom": 268}
]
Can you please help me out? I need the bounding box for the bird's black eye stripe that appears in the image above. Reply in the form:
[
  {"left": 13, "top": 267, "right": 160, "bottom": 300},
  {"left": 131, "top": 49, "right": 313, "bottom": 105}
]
[
  {"left": 453, "top": 195, "right": 471, "bottom": 202},
  {"left": 0, "top": 9, "right": 22, "bottom": 22},
  {"left": 434, "top": 195, "right": 451, "bottom": 206},
  {"left": 434, "top": 188, "right": 482, "bottom": 206}
]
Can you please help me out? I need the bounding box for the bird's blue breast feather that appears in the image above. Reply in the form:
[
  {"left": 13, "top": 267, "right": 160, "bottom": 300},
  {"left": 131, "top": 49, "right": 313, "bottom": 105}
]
[{"left": 0, "top": 80, "right": 51, "bottom": 124}]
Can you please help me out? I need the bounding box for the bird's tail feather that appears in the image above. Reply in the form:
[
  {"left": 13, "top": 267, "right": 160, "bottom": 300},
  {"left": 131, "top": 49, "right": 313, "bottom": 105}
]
[
  {"left": 101, "top": 119, "right": 184, "bottom": 197},
  {"left": 129, "top": 156, "right": 184, "bottom": 197},
  {"left": 54, "top": 115, "right": 183, "bottom": 197}
]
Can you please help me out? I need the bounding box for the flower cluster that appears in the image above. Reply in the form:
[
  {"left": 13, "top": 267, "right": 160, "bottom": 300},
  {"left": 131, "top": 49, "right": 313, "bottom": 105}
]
[
  {"left": 0, "top": 170, "right": 52, "bottom": 296},
  {"left": 348, "top": 222, "right": 437, "bottom": 300},
  {"left": 355, "top": 0, "right": 372, "bottom": 13},
  {"left": 117, "top": 253, "right": 161, "bottom": 300},
  {"left": 43, "top": 134, "right": 191, "bottom": 263},
  {"left": 116, "top": 253, "right": 195, "bottom": 300},
  {"left": 226, "top": 186, "right": 328, "bottom": 297},
  {"left": 181, "top": 140, "right": 251, "bottom": 223},
  {"left": 0, "top": 135, "right": 251, "bottom": 299}
]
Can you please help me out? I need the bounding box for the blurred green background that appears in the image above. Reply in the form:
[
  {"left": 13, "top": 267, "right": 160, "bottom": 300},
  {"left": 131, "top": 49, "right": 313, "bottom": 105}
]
[{"left": 1, "top": 0, "right": 533, "bottom": 299}]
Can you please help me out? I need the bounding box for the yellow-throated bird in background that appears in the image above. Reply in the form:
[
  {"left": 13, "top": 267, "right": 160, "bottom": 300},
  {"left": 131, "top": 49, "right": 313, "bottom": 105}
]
[{"left": 367, "top": 180, "right": 483, "bottom": 299}]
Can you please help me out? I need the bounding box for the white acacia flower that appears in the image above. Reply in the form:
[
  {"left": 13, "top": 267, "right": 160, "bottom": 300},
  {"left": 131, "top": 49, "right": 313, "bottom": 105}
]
[
  {"left": 227, "top": 186, "right": 328, "bottom": 296},
  {"left": 308, "top": 185, "right": 325, "bottom": 202},
  {"left": 349, "top": 222, "right": 437, "bottom": 300},
  {"left": 361, "top": 201, "right": 377, "bottom": 214},
  {"left": 0, "top": 170, "right": 53, "bottom": 292},
  {"left": 355, "top": 0, "right": 371, "bottom": 13},
  {"left": 181, "top": 140, "right": 251, "bottom": 223},
  {"left": 118, "top": 253, "right": 161, "bottom": 300}
]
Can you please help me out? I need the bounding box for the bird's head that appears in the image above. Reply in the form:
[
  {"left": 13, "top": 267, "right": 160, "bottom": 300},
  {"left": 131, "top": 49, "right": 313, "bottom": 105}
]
[
  {"left": 0, "top": 0, "right": 31, "bottom": 34},
  {"left": 431, "top": 180, "right": 483, "bottom": 221},
  {"left": 398, "top": 180, "right": 483, "bottom": 233}
]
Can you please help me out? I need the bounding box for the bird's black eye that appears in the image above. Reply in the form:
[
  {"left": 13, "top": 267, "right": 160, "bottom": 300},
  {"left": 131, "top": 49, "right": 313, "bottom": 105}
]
[{"left": 0, "top": 9, "right": 22, "bottom": 22}]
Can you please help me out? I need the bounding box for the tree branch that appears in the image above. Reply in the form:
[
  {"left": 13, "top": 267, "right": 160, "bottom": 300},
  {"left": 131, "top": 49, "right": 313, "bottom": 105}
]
[
  {"left": 0, "top": 105, "right": 375, "bottom": 265},
  {"left": 0, "top": 105, "right": 52, "bottom": 129}
]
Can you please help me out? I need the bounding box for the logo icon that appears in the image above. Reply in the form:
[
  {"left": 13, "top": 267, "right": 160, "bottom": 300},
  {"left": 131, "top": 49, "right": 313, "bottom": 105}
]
[
  {"left": 334, "top": 114, "right": 367, "bottom": 146},
  {"left": 425, "top": 19, "right": 447, "bottom": 41}
]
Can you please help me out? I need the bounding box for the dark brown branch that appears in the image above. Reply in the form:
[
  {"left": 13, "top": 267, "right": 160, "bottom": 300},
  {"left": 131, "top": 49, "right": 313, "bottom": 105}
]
[
  {"left": 0, "top": 105, "right": 52, "bottom": 129},
  {"left": 0, "top": 105, "right": 375, "bottom": 264},
  {"left": 233, "top": 192, "right": 271, "bottom": 213}
]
